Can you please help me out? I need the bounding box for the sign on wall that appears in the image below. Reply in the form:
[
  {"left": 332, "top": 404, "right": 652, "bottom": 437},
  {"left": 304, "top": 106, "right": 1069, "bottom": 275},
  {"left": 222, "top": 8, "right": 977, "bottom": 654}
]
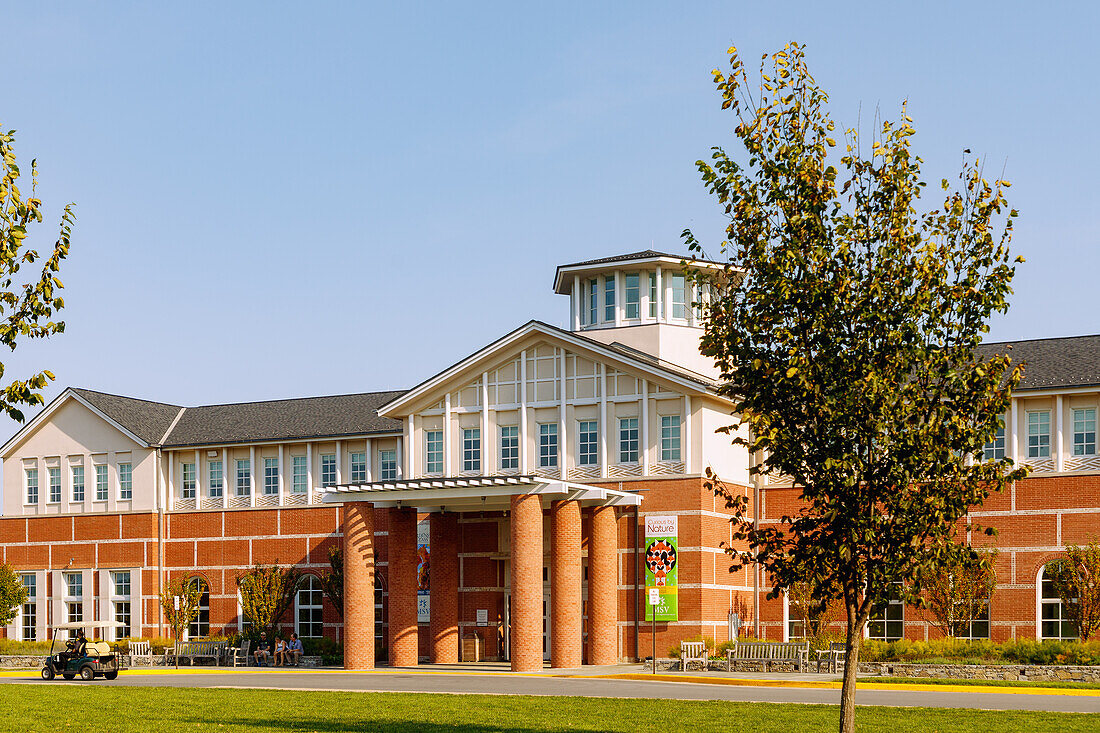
[
  {"left": 417, "top": 519, "right": 430, "bottom": 623},
  {"left": 644, "top": 515, "right": 678, "bottom": 622}
]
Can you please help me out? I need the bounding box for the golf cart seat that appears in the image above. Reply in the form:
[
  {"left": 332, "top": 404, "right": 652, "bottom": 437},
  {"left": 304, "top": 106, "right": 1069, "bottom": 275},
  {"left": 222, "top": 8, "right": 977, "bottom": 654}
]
[{"left": 86, "top": 641, "right": 112, "bottom": 656}]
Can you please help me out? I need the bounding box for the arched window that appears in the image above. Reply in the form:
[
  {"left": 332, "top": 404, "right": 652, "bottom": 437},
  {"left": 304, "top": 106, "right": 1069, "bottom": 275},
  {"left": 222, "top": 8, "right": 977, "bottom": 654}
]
[
  {"left": 1040, "top": 563, "right": 1077, "bottom": 640},
  {"left": 188, "top": 577, "right": 210, "bottom": 639},
  {"left": 296, "top": 576, "right": 323, "bottom": 638}
]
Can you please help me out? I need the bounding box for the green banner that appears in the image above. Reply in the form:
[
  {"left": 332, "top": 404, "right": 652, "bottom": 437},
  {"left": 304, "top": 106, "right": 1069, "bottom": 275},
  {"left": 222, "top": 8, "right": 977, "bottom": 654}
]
[{"left": 644, "top": 515, "right": 678, "bottom": 621}]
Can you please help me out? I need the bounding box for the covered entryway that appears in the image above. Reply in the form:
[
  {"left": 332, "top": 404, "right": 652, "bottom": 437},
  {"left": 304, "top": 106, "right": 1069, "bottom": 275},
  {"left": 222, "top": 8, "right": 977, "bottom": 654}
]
[{"left": 324, "top": 475, "right": 640, "bottom": 672}]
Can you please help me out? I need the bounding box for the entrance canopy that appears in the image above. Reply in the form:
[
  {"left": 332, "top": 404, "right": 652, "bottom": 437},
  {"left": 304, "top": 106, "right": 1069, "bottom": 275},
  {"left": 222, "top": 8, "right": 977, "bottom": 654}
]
[{"left": 322, "top": 474, "right": 642, "bottom": 512}]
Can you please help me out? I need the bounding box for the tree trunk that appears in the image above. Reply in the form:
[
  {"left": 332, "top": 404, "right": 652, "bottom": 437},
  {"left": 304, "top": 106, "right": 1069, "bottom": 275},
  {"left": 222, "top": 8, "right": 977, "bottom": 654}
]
[{"left": 838, "top": 601, "right": 864, "bottom": 733}]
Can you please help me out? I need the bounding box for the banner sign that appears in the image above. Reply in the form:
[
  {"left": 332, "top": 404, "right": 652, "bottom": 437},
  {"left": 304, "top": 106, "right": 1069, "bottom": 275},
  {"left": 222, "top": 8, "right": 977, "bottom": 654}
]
[
  {"left": 417, "top": 519, "right": 430, "bottom": 623},
  {"left": 644, "top": 515, "right": 678, "bottom": 621}
]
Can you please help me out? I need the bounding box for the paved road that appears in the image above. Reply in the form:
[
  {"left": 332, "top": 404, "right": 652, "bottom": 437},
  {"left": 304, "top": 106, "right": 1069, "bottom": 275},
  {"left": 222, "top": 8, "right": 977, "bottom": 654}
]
[{"left": 3, "top": 670, "right": 1099, "bottom": 714}]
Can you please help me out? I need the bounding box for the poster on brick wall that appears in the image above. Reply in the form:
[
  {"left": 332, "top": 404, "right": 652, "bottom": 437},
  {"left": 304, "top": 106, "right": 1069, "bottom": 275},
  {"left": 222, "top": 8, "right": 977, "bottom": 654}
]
[
  {"left": 644, "top": 515, "right": 678, "bottom": 622},
  {"left": 417, "top": 519, "right": 431, "bottom": 623}
]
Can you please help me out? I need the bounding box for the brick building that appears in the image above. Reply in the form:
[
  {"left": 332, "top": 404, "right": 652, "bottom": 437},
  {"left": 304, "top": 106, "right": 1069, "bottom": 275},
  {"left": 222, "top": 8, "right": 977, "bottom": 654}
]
[{"left": 1, "top": 251, "right": 1096, "bottom": 669}]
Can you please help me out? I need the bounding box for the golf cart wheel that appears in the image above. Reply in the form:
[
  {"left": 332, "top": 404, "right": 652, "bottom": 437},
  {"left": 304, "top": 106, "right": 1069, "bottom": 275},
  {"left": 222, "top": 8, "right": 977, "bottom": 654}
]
[
  {"left": 79, "top": 666, "right": 95, "bottom": 681},
  {"left": 104, "top": 671, "right": 118, "bottom": 680},
  {"left": 62, "top": 673, "right": 75, "bottom": 680},
  {"left": 40, "top": 667, "right": 54, "bottom": 681}
]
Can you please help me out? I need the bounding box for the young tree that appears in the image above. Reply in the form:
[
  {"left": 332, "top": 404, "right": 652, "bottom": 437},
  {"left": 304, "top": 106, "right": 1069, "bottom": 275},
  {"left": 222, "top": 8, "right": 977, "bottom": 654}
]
[
  {"left": 319, "top": 546, "right": 343, "bottom": 618},
  {"left": 159, "top": 577, "right": 202, "bottom": 667},
  {"left": 0, "top": 564, "right": 29, "bottom": 627},
  {"left": 1047, "top": 540, "right": 1100, "bottom": 641},
  {"left": 683, "top": 43, "right": 1026, "bottom": 733},
  {"left": 920, "top": 548, "right": 998, "bottom": 638},
  {"left": 787, "top": 579, "right": 838, "bottom": 640},
  {"left": 0, "top": 127, "right": 75, "bottom": 421},
  {"left": 237, "top": 562, "right": 303, "bottom": 636}
]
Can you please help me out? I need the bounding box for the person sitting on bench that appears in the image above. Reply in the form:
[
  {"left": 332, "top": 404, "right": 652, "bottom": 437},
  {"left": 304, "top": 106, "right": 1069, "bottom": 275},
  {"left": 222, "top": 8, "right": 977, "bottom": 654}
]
[
  {"left": 252, "top": 632, "right": 271, "bottom": 667},
  {"left": 286, "top": 633, "right": 304, "bottom": 667}
]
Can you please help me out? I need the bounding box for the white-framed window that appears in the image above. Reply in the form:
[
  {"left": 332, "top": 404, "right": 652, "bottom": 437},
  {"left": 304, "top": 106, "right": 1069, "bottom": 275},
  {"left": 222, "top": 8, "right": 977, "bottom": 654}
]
[
  {"left": 292, "top": 455, "right": 308, "bottom": 493},
  {"left": 1073, "top": 408, "right": 1096, "bottom": 456},
  {"left": 648, "top": 272, "right": 658, "bottom": 318},
  {"left": 578, "top": 420, "right": 598, "bottom": 466},
  {"left": 1027, "top": 411, "right": 1051, "bottom": 459},
  {"left": 1040, "top": 563, "right": 1077, "bottom": 640},
  {"left": 425, "top": 430, "right": 444, "bottom": 474},
  {"left": 379, "top": 450, "right": 397, "bottom": 480},
  {"left": 182, "top": 462, "right": 197, "bottom": 499},
  {"left": 208, "top": 460, "right": 224, "bottom": 498},
  {"left": 618, "top": 417, "right": 639, "bottom": 464},
  {"left": 20, "top": 573, "right": 36, "bottom": 641},
  {"left": 670, "top": 273, "right": 687, "bottom": 319},
  {"left": 95, "top": 464, "right": 108, "bottom": 501},
  {"left": 64, "top": 572, "right": 83, "bottom": 636},
  {"left": 188, "top": 577, "right": 210, "bottom": 639},
  {"left": 588, "top": 278, "right": 598, "bottom": 324},
  {"left": 48, "top": 467, "right": 61, "bottom": 503},
  {"left": 538, "top": 423, "right": 558, "bottom": 467},
  {"left": 868, "top": 585, "right": 904, "bottom": 641},
  {"left": 462, "top": 428, "right": 481, "bottom": 472},
  {"left": 660, "top": 415, "right": 681, "bottom": 461},
  {"left": 114, "top": 601, "right": 131, "bottom": 640},
  {"left": 499, "top": 426, "right": 519, "bottom": 470},
  {"left": 983, "top": 416, "right": 1006, "bottom": 462},
  {"left": 263, "top": 457, "right": 279, "bottom": 495},
  {"left": 71, "top": 465, "right": 85, "bottom": 502},
  {"left": 350, "top": 452, "right": 367, "bottom": 483},
  {"left": 604, "top": 276, "right": 615, "bottom": 321},
  {"left": 236, "top": 459, "right": 251, "bottom": 496},
  {"left": 111, "top": 570, "right": 132, "bottom": 639},
  {"left": 952, "top": 601, "right": 990, "bottom": 640},
  {"left": 296, "top": 575, "right": 324, "bottom": 638},
  {"left": 624, "top": 272, "right": 640, "bottom": 319},
  {"left": 25, "top": 467, "right": 38, "bottom": 504},
  {"left": 65, "top": 571, "right": 82, "bottom": 598},
  {"left": 321, "top": 454, "right": 337, "bottom": 487},
  {"left": 119, "top": 462, "right": 133, "bottom": 499}
]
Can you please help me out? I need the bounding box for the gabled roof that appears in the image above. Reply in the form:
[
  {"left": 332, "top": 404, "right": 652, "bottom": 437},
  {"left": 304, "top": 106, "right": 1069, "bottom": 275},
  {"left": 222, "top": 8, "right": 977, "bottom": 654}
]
[
  {"left": 552, "top": 250, "right": 728, "bottom": 294},
  {"left": 977, "top": 334, "right": 1100, "bottom": 391},
  {"left": 71, "top": 388, "right": 184, "bottom": 445},
  {"left": 161, "top": 391, "right": 405, "bottom": 448},
  {"left": 379, "top": 320, "right": 720, "bottom": 417}
]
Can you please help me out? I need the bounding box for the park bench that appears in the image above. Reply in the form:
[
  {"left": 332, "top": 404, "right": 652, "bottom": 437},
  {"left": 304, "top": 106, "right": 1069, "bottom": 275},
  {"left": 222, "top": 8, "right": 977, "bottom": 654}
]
[
  {"left": 815, "top": 642, "right": 848, "bottom": 674},
  {"left": 227, "top": 639, "right": 251, "bottom": 667},
  {"left": 128, "top": 640, "right": 156, "bottom": 665},
  {"left": 679, "top": 641, "right": 708, "bottom": 671},
  {"left": 726, "top": 641, "right": 809, "bottom": 673},
  {"left": 167, "top": 640, "right": 228, "bottom": 666}
]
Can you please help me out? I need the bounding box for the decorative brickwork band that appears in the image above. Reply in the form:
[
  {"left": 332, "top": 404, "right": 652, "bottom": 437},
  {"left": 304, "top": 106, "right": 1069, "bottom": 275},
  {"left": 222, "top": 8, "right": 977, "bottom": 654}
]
[
  {"left": 343, "top": 502, "right": 376, "bottom": 670},
  {"left": 550, "top": 499, "right": 582, "bottom": 668},
  {"left": 588, "top": 505, "right": 617, "bottom": 665},
  {"left": 388, "top": 507, "right": 420, "bottom": 667},
  {"left": 510, "top": 493, "right": 544, "bottom": 672},
  {"left": 429, "top": 512, "right": 460, "bottom": 663}
]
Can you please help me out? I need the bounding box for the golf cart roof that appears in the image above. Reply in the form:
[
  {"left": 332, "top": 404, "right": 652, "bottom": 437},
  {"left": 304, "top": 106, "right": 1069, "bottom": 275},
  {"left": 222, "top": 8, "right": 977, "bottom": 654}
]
[{"left": 51, "top": 621, "right": 127, "bottom": 631}]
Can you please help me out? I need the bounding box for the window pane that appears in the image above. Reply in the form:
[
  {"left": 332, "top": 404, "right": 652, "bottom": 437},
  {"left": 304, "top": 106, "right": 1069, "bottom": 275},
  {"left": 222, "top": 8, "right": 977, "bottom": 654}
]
[
  {"left": 292, "top": 456, "right": 308, "bottom": 493},
  {"left": 236, "top": 460, "right": 251, "bottom": 495},
  {"left": 671, "top": 274, "right": 686, "bottom": 319},
  {"left": 71, "top": 465, "right": 84, "bottom": 502},
  {"left": 209, "top": 460, "right": 224, "bottom": 498},
  {"left": 660, "top": 415, "right": 681, "bottom": 461},
  {"left": 604, "top": 276, "right": 616, "bottom": 321},
  {"left": 619, "top": 418, "right": 639, "bottom": 463},
  {"left": 264, "top": 458, "right": 279, "bottom": 494},
  {"left": 95, "top": 465, "right": 109, "bottom": 501},
  {"left": 462, "top": 429, "right": 481, "bottom": 472},
  {"left": 48, "top": 467, "right": 61, "bottom": 503},
  {"left": 538, "top": 423, "right": 558, "bottom": 467},
  {"left": 380, "top": 450, "right": 397, "bottom": 480},
  {"left": 119, "top": 463, "right": 133, "bottom": 499},
  {"left": 182, "top": 462, "right": 197, "bottom": 499},
  {"left": 321, "top": 454, "right": 337, "bottom": 487},
  {"left": 426, "top": 430, "right": 444, "bottom": 473},
  {"left": 350, "top": 452, "right": 367, "bottom": 483},
  {"left": 25, "top": 467, "right": 38, "bottom": 504},
  {"left": 499, "top": 426, "right": 518, "bottom": 470},
  {"left": 624, "top": 272, "right": 640, "bottom": 319},
  {"left": 578, "top": 420, "right": 598, "bottom": 466}
]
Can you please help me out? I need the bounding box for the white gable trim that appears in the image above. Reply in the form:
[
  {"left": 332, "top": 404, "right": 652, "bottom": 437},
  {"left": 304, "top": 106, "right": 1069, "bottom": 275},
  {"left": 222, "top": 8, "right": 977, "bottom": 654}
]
[
  {"left": 378, "top": 320, "right": 717, "bottom": 417},
  {"left": 0, "top": 388, "right": 150, "bottom": 458}
]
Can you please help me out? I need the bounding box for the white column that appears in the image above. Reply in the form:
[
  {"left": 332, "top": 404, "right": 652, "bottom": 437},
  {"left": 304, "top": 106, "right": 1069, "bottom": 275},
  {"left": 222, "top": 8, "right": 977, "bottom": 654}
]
[
  {"left": 481, "top": 372, "right": 490, "bottom": 474},
  {"left": 278, "top": 444, "right": 285, "bottom": 505},
  {"left": 684, "top": 395, "right": 692, "bottom": 472},
  {"left": 599, "top": 364, "right": 609, "bottom": 478},
  {"left": 614, "top": 271, "right": 623, "bottom": 327},
  {"left": 335, "top": 440, "right": 343, "bottom": 485},
  {"left": 405, "top": 417, "right": 414, "bottom": 478},
  {"left": 221, "top": 448, "right": 229, "bottom": 509},
  {"left": 249, "top": 446, "right": 256, "bottom": 507},
  {"left": 444, "top": 393, "right": 453, "bottom": 475},
  {"left": 664, "top": 273, "right": 673, "bottom": 323},
  {"left": 130, "top": 570, "right": 142, "bottom": 639},
  {"left": 306, "top": 442, "right": 314, "bottom": 505},
  {"left": 365, "top": 438, "right": 373, "bottom": 482},
  {"left": 519, "top": 350, "right": 528, "bottom": 473},
  {"left": 1009, "top": 398, "right": 1019, "bottom": 464},
  {"left": 195, "top": 449, "right": 203, "bottom": 505},
  {"left": 97, "top": 569, "right": 111, "bottom": 633},
  {"left": 166, "top": 453, "right": 174, "bottom": 511},
  {"left": 641, "top": 379, "right": 650, "bottom": 475},
  {"left": 573, "top": 275, "right": 581, "bottom": 330},
  {"left": 559, "top": 348, "right": 567, "bottom": 478},
  {"left": 1055, "top": 395, "right": 1064, "bottom": 472},
  {"left": 655, "top": 266, "right": 663, "bottom": 322}
]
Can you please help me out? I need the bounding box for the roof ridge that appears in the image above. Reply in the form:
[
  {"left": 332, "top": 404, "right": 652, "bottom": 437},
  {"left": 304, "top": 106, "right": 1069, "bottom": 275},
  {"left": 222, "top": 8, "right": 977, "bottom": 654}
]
[
  {"left": 158, "top": 407, "right": 187, "bottom": 445},
  {"left": 184, "top": 389, "right": 408, "bottom": 410},
  {"left": 71, "top": 387, "right": 183, "bottom": 409},
  {"left": 980, "top": 333, "right": 1100, "bottom": 347}
]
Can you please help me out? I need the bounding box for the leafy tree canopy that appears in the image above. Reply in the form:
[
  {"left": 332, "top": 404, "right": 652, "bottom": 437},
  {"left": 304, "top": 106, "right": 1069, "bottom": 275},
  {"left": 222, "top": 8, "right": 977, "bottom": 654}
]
[{"left": 0, "top": 564, "right": 29, "bottom": 627}]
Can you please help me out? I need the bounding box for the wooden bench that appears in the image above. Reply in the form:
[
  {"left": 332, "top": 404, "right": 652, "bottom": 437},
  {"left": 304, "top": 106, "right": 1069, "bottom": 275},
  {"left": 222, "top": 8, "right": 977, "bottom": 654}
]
[
  {"left": 679, "top": 641, "right": 708, "bottom": 671},
  {"left": 726, "top": 641, "right": 809, "bottom": 673},
  {"left": 815, "top": 642, "right": 847, "bottom": 674},
  {"left": 227, "top": 639, "right": 251, "bottom": 667},
  {"left": 128, "top": 640, "right": 155, "bottom": 665},
  {"left": 168, "top": 640, "right": 229, "bottom": 666}
]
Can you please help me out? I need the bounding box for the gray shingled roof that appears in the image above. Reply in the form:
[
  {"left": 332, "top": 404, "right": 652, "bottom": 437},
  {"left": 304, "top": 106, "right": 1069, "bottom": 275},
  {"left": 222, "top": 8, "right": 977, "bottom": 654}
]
[
  {"left": 557, "top": 249, "right": 722, "bottom": 269},
  {"left": 71, "top": 388, "right": 183, "bottom": 445},
  {"left": 978, "top": 334, "right": 1100, "bottom": 391}
]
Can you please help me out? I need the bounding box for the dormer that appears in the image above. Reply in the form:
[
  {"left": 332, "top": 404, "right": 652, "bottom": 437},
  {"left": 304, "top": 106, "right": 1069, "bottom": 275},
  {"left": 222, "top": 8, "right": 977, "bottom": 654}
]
[{"left": 553, "top": 250, "right": 726, "bottom": 378}]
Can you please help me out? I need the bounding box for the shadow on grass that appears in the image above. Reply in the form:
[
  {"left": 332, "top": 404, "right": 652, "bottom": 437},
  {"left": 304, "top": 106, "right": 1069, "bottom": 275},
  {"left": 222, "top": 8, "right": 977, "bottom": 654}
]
[{"left": 181, "top": 715, "right": 592, "bottom": 733}]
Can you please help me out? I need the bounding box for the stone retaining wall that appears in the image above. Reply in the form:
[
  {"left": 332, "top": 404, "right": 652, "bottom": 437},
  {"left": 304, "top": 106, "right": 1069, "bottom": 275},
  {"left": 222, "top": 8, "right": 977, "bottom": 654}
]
[{"left": 855, "top": 662, "right": 1100, "bottom": 683}]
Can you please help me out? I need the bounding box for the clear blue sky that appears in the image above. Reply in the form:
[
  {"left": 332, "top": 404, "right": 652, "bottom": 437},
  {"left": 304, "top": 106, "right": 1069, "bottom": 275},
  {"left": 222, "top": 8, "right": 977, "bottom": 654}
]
[{"left": 1, "top": 1, "right": 1096, "bottom": 413}]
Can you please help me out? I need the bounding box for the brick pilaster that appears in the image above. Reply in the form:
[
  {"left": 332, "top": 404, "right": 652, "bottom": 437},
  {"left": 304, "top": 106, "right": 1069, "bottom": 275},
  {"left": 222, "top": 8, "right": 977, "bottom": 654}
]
[
  {"left": 510, "top": 493, "right": 543, "bottom": 672},
  {"left": 588, "top": 505, "right": 617, "bottom": 665},
  {"left": 343, "top": 501, "right": 375, "bottom": 670},
  {"left": 550, "top": 499, "right": 582, "bottom": 668},
  {"left": 388, "top": 507, "right": 419, "bottom": 667},
  {"left": 429, "top": 512, "right": 459, "bottom": 663}
]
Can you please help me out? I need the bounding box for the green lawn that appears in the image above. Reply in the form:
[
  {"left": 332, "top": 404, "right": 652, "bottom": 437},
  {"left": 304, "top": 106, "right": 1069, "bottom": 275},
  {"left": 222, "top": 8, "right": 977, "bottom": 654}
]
[
  {"left": 0, "top": 686, "right": 1096, "bottom": 732},
  {"left": 857, "top": 676, "right": 1100, "bottom": 690}
]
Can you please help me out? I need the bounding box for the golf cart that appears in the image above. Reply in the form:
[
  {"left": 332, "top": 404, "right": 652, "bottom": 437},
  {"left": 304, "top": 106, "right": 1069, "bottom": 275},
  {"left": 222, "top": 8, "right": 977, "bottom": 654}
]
[{"left": 41, "top": 621, "right": 128, "bottom": 681}]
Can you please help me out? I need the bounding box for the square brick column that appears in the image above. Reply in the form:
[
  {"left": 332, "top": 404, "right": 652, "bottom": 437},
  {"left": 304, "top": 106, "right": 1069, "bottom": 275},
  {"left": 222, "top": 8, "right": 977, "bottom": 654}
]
[
  {"left": 550, "top": 499, "right": 582, "bottom": 668},
  {"left": 429, "top": 512, "right": 459, "bottom": 663},
  {"left": 343, "top": 501, "right": 376, "bottom": 670},
  {"left": 510, "top": 493, "right": 543, "bottom": 672},
  {"left": 587, "top": 505, "right": 617, "bottom": 666},
  {"left": 388, "top": 507, "right": 420, "bottom": 667}
]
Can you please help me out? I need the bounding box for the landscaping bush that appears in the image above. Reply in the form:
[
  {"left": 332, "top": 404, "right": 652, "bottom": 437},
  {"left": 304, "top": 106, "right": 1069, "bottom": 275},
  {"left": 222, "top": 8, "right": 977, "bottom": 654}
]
[
  {"left": 0, "top": 639, "right": 53, "bottom": 655},
  {"left": 858, "top": 637, "right": 1100, "bottom": 665},
  {"left": 302, "top": 637, "right": 342, "bottom": 665}
]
